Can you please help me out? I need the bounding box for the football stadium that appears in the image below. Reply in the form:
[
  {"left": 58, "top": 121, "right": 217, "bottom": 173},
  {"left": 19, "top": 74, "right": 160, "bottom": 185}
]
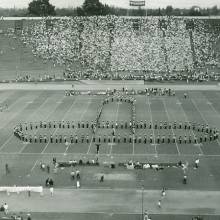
[{"left": 0, "top": 2, "right": 220, "bottom": 220}]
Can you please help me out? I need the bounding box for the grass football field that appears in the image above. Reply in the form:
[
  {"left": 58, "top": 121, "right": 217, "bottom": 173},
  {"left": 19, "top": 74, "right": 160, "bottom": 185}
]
[
  {"left": 0, "top": 89, "right": 220, "bottom": 190},
  {"left": 0, "top": 87, "right": 220, "bottom": 220}
]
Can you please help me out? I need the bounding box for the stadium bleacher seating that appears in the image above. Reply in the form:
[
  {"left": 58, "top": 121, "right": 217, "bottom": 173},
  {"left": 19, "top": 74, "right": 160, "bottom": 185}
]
[{"left": 16, "top": 16, "right": 220, "bottom": 81}]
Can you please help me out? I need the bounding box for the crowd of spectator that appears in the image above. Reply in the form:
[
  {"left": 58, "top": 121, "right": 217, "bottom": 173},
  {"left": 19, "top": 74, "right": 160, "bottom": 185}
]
[{"left": 16, "top": 16, "right": 220, "bottom": 81}]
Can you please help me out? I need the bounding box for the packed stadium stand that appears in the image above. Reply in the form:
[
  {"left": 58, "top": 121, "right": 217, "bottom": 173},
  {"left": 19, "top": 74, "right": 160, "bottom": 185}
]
[{"left": 0, "top": 16, "right": 220, "bottom": 81}]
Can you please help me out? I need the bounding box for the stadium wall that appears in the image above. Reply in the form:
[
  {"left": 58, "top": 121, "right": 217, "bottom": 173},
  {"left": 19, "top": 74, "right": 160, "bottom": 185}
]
[{"left": 1, "top": 16, "right": 220, "bottom": 21}]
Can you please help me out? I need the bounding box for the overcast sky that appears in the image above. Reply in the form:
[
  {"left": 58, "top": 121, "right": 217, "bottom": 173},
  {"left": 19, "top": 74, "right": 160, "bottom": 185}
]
[{"left": 1, "top": 0, "right": 220, "bottom": 9}]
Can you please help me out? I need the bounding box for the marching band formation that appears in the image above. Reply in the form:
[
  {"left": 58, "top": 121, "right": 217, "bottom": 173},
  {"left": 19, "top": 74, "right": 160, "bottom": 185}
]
[
  {"left": 13, "top": 89, "right": 219, "bottom": 146},
  {"left": 14, "top": 120, "right": 219, "bottom": 145}
]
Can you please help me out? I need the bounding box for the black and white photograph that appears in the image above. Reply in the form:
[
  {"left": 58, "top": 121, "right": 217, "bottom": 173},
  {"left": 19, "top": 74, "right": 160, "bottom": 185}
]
[{"left": 0, "top": 0, "right": 220, "bottom": 219}]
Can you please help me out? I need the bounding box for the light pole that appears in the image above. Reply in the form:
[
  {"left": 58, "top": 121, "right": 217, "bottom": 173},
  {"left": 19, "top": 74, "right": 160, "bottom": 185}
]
[{"left": 141, "top": 180, "right": 144, "bottom": 220}]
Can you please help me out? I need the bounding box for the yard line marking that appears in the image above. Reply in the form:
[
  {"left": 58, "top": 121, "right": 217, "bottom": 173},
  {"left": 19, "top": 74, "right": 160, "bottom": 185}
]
[
  {"left": 30, "top": 160, "right": 38, "bottom": 172},
  {"left": 13, "top": 94, "right": 66, "bottom": 155},
  {"left": 18, "top": 142, "right": 31, "bottom": 154},
  {"left": 87, "top": 138, "right": 93, "bottom": 155},
  {"left": 108, "top": 143, "right": 116, "bottom": 146},
  {"left": 0, "top": 99, "right": 41, "bottom": 151},
  {"left": 109, "top": 102, "right": 120, "bottom": 155},
  {"left": 176, "top": 97, "right": 204, "bottom": 155},
  {"left": 64, "top": 99, "right": 92, "bottom": 155},
  {"left": 176, "top": 101, "right": 182, "bottom": 105},
  {"left": 162, "top": 99, "right": 181, "bottom": 155},
  {"left": 41, "top": 96, "right": 80, "bottom": 154},
  {"left": 0, "top": 95, "right": 51, "bottom": 152},
  {"left": 3, "top": 94, "right": 32, "bottom": 112},
  {"left": 92, "top": 100, "right": 121, "bottom": 155},
  {"left": 0, "top": 91, "right": 14, "bottom": 104},
  {"left": 64, "top": 142, "right": 71, "bottom": 156},
  {"left": 191, "top": 99, "right": 220, "bottom": 147},
  {"left": 18, "top": 94, "right": 66, "bottom": 153},
  {"left": 146, "top": 96, "right": 158, "bottom": 156},
  {"left": 132, "top": 134, "right": 135, "bottom": 155},
  {"left": 205, "top": 98, "right": 220, "bottom": 121},
  {"left": 2, "top": 151, "right": 220, "bottom": 157},
  {"left": 87, "top": 99, "right": 104, "bottom": 155},
  {"left": 0, "top": 95, "right": 32, "bottom": 130}
]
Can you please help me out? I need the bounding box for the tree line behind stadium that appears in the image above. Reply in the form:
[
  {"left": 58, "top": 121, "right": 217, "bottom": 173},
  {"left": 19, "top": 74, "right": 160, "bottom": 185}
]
[{"left": 0, "top": 0, "right": 220, "bottom": 17}]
